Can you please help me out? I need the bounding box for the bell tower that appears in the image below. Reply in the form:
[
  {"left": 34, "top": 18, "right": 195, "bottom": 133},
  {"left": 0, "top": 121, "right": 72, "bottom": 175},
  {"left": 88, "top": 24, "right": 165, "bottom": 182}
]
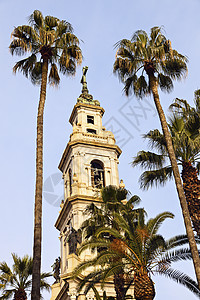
[{"left": 51, "top": 67, "right": 123, "bottom": 300}]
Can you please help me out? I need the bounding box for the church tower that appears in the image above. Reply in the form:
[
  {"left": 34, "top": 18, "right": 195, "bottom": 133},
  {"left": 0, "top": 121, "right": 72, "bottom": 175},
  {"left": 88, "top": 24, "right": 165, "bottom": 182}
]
[{"left": 51, "top": 67, "right": 124, "bottom": 300}]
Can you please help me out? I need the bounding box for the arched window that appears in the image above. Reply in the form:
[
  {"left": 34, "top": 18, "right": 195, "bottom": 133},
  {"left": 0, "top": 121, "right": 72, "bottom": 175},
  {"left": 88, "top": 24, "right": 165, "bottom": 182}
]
[
  {"left": 69, "top": 168, "right": 72, "bottom": 196},
  {"left": 91, "top": 160, "right": 105, "bottom": 188}
]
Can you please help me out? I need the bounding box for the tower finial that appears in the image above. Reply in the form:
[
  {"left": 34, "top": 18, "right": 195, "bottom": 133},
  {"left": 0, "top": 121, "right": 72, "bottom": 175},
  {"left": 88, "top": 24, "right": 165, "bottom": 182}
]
[
  {"left": 81, "top": 66, "right": 89, "bottom": 94},
  {"left": 77, "top": 66, "right": 100, "bottom": 106}
]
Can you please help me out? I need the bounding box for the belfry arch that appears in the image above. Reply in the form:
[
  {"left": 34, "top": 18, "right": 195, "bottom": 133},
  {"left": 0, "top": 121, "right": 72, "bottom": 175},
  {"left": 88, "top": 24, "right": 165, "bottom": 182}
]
[{"left": 90, "top": 159, "right": 105, "bottom": 188}]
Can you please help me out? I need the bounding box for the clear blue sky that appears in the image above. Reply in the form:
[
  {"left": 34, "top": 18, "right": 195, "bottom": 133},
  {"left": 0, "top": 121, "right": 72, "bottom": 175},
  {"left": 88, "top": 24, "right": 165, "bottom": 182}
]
[{"left": 1, "top": 0, "right": 200, "bottom": 299}]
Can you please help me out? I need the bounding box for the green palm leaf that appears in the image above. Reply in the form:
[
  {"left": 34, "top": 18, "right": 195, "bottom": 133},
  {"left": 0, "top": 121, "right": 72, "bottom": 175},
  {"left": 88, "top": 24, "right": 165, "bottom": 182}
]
[
  {"left": 156, "top": 268, "right": 200, "bottom": 297},
  {"left": 0, "top": 254, "right": 50, "bottom": 299},
  {"left": 147, "top": 212, "right": 174, "bottom": 236},
  {"left": 132, "top": 151, "right": 166, "bottom": 170},
  {"left": 139, "top": 166, "right": 173, "bottom": 189}
]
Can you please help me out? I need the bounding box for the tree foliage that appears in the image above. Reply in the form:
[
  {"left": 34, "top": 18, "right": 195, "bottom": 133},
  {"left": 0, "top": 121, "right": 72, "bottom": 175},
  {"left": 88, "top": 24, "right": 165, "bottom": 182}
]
[
  {"left": 10, "top": 10, "right": 82, "bottom": 85},
  {"left": 73, "top": 187, "right": 200, "bottom": 299},
  {"left": 0, "top": 254, "right": 51, "bottom": 299},
  {"left": 113, "top": 26, "right": 187, "bottom": 97}
]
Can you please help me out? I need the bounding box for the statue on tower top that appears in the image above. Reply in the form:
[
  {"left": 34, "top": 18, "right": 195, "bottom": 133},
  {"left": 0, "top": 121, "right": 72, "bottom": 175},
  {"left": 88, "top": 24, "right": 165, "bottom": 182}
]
[
  {"left": 81, "top": 66, "right": 89, "bottom": 94},
  {"left": 77, "top": 66, "right": 100, "bottom": 106}
]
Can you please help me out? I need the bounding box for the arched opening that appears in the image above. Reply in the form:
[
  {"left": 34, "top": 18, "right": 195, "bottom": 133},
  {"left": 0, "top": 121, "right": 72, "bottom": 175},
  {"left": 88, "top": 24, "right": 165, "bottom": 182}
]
[{"left": 91, "top": 160, "right": 105, "bottom": 188}]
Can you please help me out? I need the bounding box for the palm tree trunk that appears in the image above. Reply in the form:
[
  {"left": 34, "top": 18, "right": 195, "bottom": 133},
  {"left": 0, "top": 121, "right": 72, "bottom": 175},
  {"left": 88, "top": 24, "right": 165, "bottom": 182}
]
[
  {"left": 31, "top": 58, "right": 48, "bottom": 300},
  {"left": 182, "top": 161, "right": 200, "bottom": 236},
  {"left": 149, "top": 74, "right": 200, "bottom": 288},
  {"left": 114, "top": 272, "right": 125, "bottom": 300}
]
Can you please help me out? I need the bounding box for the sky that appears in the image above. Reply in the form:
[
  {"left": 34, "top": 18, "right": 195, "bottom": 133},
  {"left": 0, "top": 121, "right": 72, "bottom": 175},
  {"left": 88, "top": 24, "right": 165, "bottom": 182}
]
[{"left": 1, "top": 0, "right": 200, "bottom": 299}]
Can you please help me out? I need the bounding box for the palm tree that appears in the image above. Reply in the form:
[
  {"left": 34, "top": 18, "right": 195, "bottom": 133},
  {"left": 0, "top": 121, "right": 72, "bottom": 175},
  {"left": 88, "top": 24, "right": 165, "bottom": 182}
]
[
  {"left": 113, "top": 26, "right": 200, "bottom": 286},
  {"left": 79, "top": 185, "right": 142, "bottom": 300},
  {"left": 9, "top": 10, "right": 82, "bottom": 299},
  {"left": 0, "top": 253, "right": 51, "bottom": 300},
  {"left": 132, "top": 97, "right": 200, "bottom": 236},
  {"left": 75, "top": 210, "right": 200, "bottom": 300}
]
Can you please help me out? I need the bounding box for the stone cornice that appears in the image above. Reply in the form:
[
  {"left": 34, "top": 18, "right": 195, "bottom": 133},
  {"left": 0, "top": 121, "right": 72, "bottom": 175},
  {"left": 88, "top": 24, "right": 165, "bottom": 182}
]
[
  {"left": 58, "top": 139, "right": 122, "bottom": 172},
  {"left": 55, "top": 195, "right": 102, "bottom": 231}
]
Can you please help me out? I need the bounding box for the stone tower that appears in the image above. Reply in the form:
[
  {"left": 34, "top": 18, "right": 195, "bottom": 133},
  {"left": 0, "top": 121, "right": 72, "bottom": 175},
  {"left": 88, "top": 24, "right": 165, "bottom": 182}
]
[{"left": 51, "top": 67, "right": 126, "bottom": 300}]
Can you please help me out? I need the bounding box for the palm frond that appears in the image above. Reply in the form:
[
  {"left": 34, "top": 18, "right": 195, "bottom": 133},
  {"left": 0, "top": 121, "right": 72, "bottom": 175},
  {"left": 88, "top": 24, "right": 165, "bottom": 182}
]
[
  {"left": 126, "top": 195, "right": 141, "bottom": 206},
  {"left": 169, "top": 98, "right": 192, "bottom": 116},
  {"left": 139, "top": 166, "right": 173, "bottom": 190},
  {"left": 44, "top": 15, "right": 58, "bottom": 29},
  {"left": 0, "top": 288, "right": 15, "bottom": 299},
  {"left": 166, "top": 234, "right": 191, "bottom": 249},
  {"left": 158, "top": 248, "right": 194, "bottom": 265},
  {"left": 123, "top": 74, "right": 137, "bottom": 96},
  {"left": 30, "top": 61, "right": 42, "bottom": 85},
  {"left": 162, "top": 56, "right": 188, "bottom": 80},
  {"left": 158, "top": 73, "right": 173, "bottom": 92},
  {"left": 13, "top": 54, "right": 37, "bottom": 78},
  {"left": 156, "top": 268, "right": 200, "bottom": 297},
  {"left": 132, "top": 75, "right": 149, "bottom": 98},
  {"left": 150, "top": 26, "right": 165, "bottom": 45},
  {"left": 78, "top": 271, "right": 104, "bottom": 294},
  {"left": 9, "top": 35, "right": 32, "bottom": 56},
  {"left": 132, "top": 150, "right": 165, "bottom": 170},
  {"left": 146, "top": 234, "right": 166, "bottom": 261},
  {"left": 77, "top": 239, "right": 110, "bottom": 255},
  {"left": 59, "top": 45, "right": 82, "bottom": 75},
  {"left": 147, "top": 212, "right": 174, "bottom": 236},
  {"left": 168, "top": 114, "right": 185, "bottom": 133},
  {"left": 131, "top": 30, "right": 148, "bottom": 43},
  {"left": 49, "top": 63, "right": 60, "bottom": 86},
  {"left": 101, "top": 185, "right": 128, "bottom": 204},
  {"left": 194, "top": 89, "right": 200, "bottom": 112},
  {"left": 95, "top": 227, "right": 123, "bottom": 240},
  {"left": 29, "top": 10, "right": 44, "bottom": 28},
  {"left": 143, "top": 129, "right": 167, "bottom": 153},
  {"left": 56, "top": 20, "right": 73, "bottom": 38}
]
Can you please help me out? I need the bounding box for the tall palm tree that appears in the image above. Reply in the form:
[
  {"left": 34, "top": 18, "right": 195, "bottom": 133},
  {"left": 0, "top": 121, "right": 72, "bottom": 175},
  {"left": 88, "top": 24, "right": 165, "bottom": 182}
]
[
  {"left": 113, "top": 26, "right": 200, "bottom": 286},
  {"left": 0, "top": 253, "right": 51, "bottom": 300},
  {"left": 80, "top": 185, "right": 142, "bottom": 300},
  {"left": 75, "top": 210, "right": 200, "bottom": 300},
  {"left": 9, "top": 10, "right": 82, "bottom": 299},
  {"left": 132, "top": 98, "right": 200, "bottom": 236}
]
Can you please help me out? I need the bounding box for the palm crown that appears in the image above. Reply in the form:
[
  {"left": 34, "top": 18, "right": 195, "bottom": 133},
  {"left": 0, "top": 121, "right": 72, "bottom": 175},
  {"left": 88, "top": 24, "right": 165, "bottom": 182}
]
[
  {"left": 113, "top": 26, "right": 187, "bottom": 97},
  {"left": 0, "top": 253, "right": 51, "bottom": 299},
  {"left": 9, "top": 10, "right": 82, "bottom": 85}
]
